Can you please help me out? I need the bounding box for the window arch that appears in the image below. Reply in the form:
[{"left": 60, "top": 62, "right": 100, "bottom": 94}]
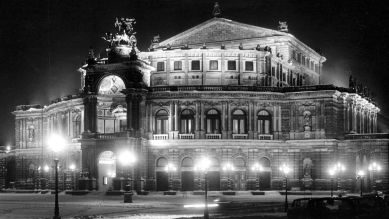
[
  {"left": 156, "top": 157, "right": 168, "bottom": 167},
  {"left": 180, "top": 109, "right": 195, "bottom": 134},
  {"left": 206, "top": 109, "right": 221, "bottom": 134},
  {"left": 234, "top": 157, "right": 246, "bottom": 167},
  {"left": 232, "top": 109, "right": 246, "bottom": 134},
  {"left": 181, "top": 157, "right": 194, "bottom": 167},
  {"left": 257, "top": 110, "right": 272, "bottom": 134},
  {"left": 259, "top": 157, "right": 271, "bottom": 167},
  {"left": 72, "top": 114, "right": 81, "bottom": 138},
  {"left": 155, "top": 109, "right": 169, "bottom": 134}
]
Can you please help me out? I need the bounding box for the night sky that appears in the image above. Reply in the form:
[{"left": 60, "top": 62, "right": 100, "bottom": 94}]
[{"left": 1, "top": 0, "right": 389, "bottom": 145}]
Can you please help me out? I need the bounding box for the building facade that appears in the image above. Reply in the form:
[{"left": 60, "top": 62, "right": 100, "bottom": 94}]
[{"left": 6, "top": 15, "right": 388, "bottom": 192}]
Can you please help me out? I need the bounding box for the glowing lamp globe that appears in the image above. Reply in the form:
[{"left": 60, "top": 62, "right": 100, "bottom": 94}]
[
  {"left": 118, "top": 150, "right": 137, "bottom": 166},
  {"left": 47, "top": 134, "right": 66, "bottom": 153}
]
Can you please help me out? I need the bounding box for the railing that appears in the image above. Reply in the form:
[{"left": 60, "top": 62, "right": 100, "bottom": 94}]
[
  {"left": 258, "top": 134, "right": 273, "bottom": 140},
  {"left": 95, "top": 132, "right": 129, "bottom": 139},
  {"left": 153, "top": 134, "right": 169, "bottom": 140},
  {"left": 150, "top": 84, "right": 351, "bottom": 93},
  {"left": 205, "top": 134, "right": 221, "bottom": 139},
  {"left": 232, "top": 134, "right": 248, "bottom": 139},
  {"left": 179, "top": 134, "right": 194, "bottom": 139},
  {"left": 345, "top": 133, "right": 389, "bottom": 140}
]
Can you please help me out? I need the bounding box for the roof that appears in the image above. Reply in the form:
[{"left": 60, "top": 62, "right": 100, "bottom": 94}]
[{"left": 158, "top": 17, "right": 289, "bottom": 47}]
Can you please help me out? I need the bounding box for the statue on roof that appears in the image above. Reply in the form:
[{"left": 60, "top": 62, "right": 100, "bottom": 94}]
[
  {"left": 102, "top": 17, "right": 138, "bottom": 49},
  {"left": 278, "top": 21, "right": 288, "bottom": 32},
  {"left": 213, "top": 2, "right": 221, "bottom": 17}
]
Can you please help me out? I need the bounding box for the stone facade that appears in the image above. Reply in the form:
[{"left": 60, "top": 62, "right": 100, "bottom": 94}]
[{"left": 6, "top": 16, "right": 388, "bottom": 193}]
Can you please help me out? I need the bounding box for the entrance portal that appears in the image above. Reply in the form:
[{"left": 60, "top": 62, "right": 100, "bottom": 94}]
[
  {"left": 207, "top": 171, "right": 220, "bottom": 191},
  {"left": 181, "top": 171, "right": 194, "bottom": 191},
  {"left": 98, "top": 151, "right": 116, "bottom": 191}
]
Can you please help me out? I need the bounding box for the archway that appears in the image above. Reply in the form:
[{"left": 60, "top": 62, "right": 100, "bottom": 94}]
[
  {"left": 155, "top": 157, "right": 168, "bottom": 191},
  {"left": 97, "top": 151, "right": 116, "bottom": 192},
  {"left": 181, "top": 157, "right": 194, "bottom": 191},
  {"left": 233, "top": 157, "right": 246, "bottom": 190},
  {"left": 259, "top": 157, "right": 271, "bottom": 190}
]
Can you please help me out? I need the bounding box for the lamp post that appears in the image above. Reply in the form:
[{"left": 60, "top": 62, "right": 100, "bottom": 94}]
[
  {"left": 334, "top": 162, "right": 346, "bottom": 191},
  {"left": 222, "top": 163, "right": 234, "bottom": 190},
  {"left": 328, "top": 168, "right": 335, "bottom": 197},
  {"left": 194, "top": 157, "right": 211, "bottom": 219},
  {"left": 356, "top": 170, "right": 365, "bottom": 197},
  {"left": 368, "top": 162, "right": 381, "bottom": 192},
  {"left": 47, "top": 134, "right": 66, "bottom": 219},
  {"left": 251, "top": 163, "right": 263, "bottom": 191},
  {"left": 69, "top": 164, "right": 76, "bottom": 190},
  {"left": 165, "top": 163, "right": 177, "bottom": 191},
  {"left": 279, "top": 164, "right": 291, "bottom": 212},
  {"left": 118, "top": 150, "right": 136, "bottom": 203}
]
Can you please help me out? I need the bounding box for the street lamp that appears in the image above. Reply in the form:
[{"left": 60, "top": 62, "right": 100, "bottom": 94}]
[
  {"left": 368, "top": 162, "right": 381, "bottom": 192},
  {"left": 165, "top": 163, "right": 177, "bottom": 191},
  {"left": 356, "top": 170, "right": 365, "bottom": 197},
  {"left": 47, "top": 134, "right": 66, "bottom": 219},
  {"left": 279, "top": 163, "right": 291, "bottom": 212},
  {"left": 118, "top": 150, "right": 136, "bottom": 203},
  {"left": 251, "top": 163, "right": 263, "bottom": 191},
  {"left": 328, "top": 168, "right": 335, "bottom": 197},
  {"left": 334, "top": 162, "right": 346, "bottom": 191},
  {"left": 118, "top": 150, "right": 137, "bottom": 192},
  {"left": 194, "top": 157, "right": 211, "bottom": 219},
  {"left": 222, "top": 163, "right": 235, "bottom": 190}
]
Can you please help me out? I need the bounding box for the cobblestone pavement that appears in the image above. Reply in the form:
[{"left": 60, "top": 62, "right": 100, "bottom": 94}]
[{"left": 0, "top": 191, "right": 339, "bottom": 219}]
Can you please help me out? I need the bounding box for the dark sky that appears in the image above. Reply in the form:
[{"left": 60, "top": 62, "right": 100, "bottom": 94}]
[{"left": 1, "top": 0, "right": 389, "bottom": 145}]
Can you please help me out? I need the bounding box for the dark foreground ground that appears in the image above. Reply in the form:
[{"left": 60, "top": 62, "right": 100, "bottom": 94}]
[{"left": 0, "top": 190, "right": 354, "bottom": 219}]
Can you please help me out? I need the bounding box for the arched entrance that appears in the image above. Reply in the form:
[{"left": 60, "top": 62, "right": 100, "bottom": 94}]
[
  {"left": 155, "top": 157, "right": 168, "bottom": 191},
  {"left": 233, "top": 157, "right": 246, "bottom": 190},
  {"left": 208, "top": 157, "right": 220, "bottom": 191},
  {"left": 98, "top": 151, "right": 116, "bottom": 192},
  {"left": 259, "top": 157, "right": 271, "bottom": 190},
  {"left": 181, "top": 157, "right": 194, "bottom": 191}
]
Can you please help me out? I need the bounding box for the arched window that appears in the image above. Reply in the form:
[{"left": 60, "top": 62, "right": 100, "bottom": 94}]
[
  {"left": 234, "top": 157, "right": 246, "bottom": 168},
  {"left": 72, "top": 114, "right": 81, "bottom": 138},
  {"left": 232, "top": 109, "right": 246, "bottom": 134},
  {"left": 258, "top": 110, "right": 272, "bottom": 134},
  {"left": 259, "top": 157, "right": 270, "bottom": 167},
  {"left": 156, "top": 157, "right": 168, "bottom": 167},
  {"left": 206, "top": 109, "right": 221, "bottom": 134},
  {"left": 180, "top": 109, "right": 194, "bottom": 134},
  {"left": 181, "top": 157, "right": 194, "bottom": 167},
  {"left": 155, "top": 109, "right": 169, "bottom": 134}
]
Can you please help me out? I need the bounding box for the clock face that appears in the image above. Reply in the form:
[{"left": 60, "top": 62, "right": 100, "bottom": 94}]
[{"left": 98, "top": 75, "right": 125, "bottom": 95}]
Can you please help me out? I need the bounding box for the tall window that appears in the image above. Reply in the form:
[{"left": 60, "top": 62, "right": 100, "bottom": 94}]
[
  {"left": 206, "top": 109, "right": 220, "bottom": 133},
  {"left": 245, "top": 61, "right": 254, "bottom": 71},
  {"left": 209, "top": 60, "right": 218, "bottom": 70},
  {"left": 258, "top": 110, "right": 272, "bottom": 134},
  {"left": 191, "top": 60, "right": 200, "bottom": 70},
  {"left": 155, "top": 109, "right": 169, "bottom": 134},
  {"left": 180, "top": 109, "right": 194, "bottom": 134},
  {"left": 157, "top": 62, "right": 165, "bottom": 71},
  {"left": 174, "top": 61, "right": 182, "bottom": 70},
  {"left": 232, "top": 109, "right": 246, "bottom": 134},
  {"left": 28, "top": 125, "right": 35, "bottom": 142},
  {"left": 227, "top": 60, "right": 236, "bottom": 70},
  {"left": 72, "top": 114, "right": 81, "bottom": 138}
]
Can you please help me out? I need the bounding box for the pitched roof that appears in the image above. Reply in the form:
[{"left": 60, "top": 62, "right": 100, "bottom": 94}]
[{"left": 158, "top": 17, "right": 288, "bottom": 47}]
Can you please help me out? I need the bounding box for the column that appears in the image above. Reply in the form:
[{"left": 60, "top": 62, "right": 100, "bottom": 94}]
[
  {"left": 82, "top": 95, "right": 97, "bottom": 133},
  {"left": 172, "top": 101, "right": 179, "bottom": 139},
  {"left": 227, "top": 102, "right": 232, "bottom": 139},
  {"left": 222, "top": 101, "right": 227, "bottom": 139},
  {"left": 169, "top": 101, "right": 174, "bottom": 139},
  {"left": 200, "top": 102, "right": 205, "bottom": 138},
  {"left": 248, "top": 102, "right": 253, "bottom": 139},
  {"left": 125, "top": 95, "right": 133, "bottom": 131},
  {"left": 195, "top": 101, "right": 201, "bottom": 139}
]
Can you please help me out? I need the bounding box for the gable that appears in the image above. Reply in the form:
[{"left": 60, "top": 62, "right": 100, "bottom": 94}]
[{"left": 158, "top": 18, "right": 287, "bottom": 47}]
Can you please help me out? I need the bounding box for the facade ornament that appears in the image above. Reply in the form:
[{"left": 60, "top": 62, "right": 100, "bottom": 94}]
[
  {"left": 202, "top": 43, "right": 207, "bottom": 49},
  {"left": 278, "top": 21, "right": 288, "bottom": 32},
  {"left": 212, "top": 2, "right": 221, "bottom": 17},
  {"left": 239, "top": 43, "right": 243, "bottom": 50}
]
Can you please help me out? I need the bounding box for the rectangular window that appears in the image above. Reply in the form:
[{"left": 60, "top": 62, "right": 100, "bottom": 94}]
[
  {"left": 245, "top": 61, "right": 254, "bottom": 71},
  {"left": 103, "top": 177, "right": 108, "bottom": 185},
  {"left": 227, "top": 60, "right": 236, "bottom": 70},
  {"left": 173, "top": 61, "right": 182, "bottom": 70},
  {"left": 209, "top": 60, "right": 218, "bottom": 70},
  {"left": 157, "top": 62, "right": 165, "bottom": 71},
  {"left": 191, "top": 60, "right": 200, "bottom": 70}
]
